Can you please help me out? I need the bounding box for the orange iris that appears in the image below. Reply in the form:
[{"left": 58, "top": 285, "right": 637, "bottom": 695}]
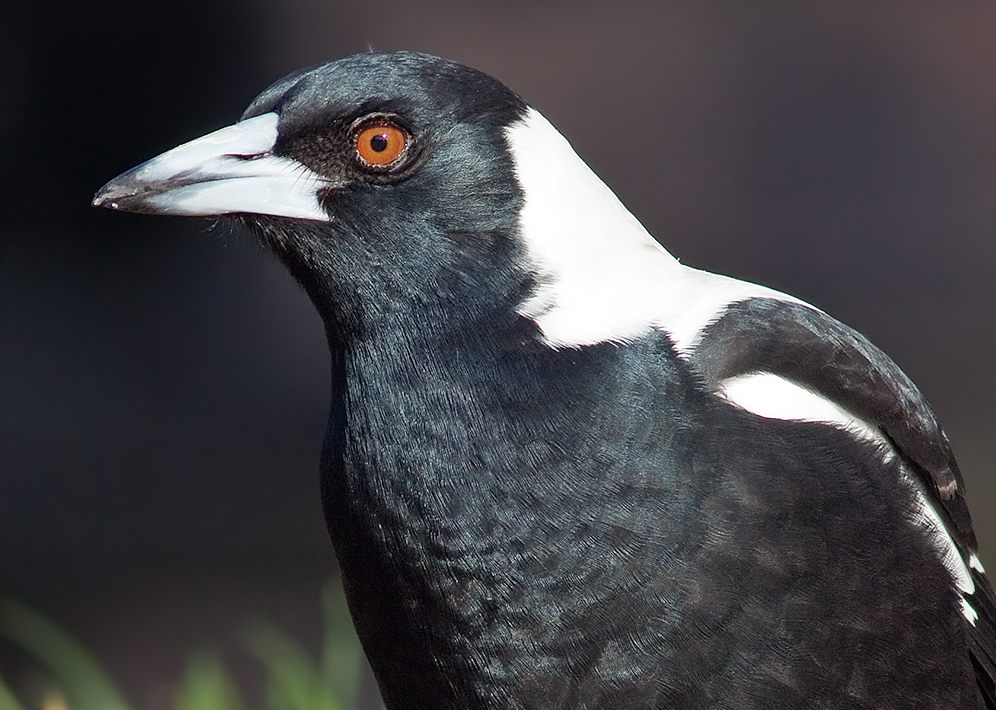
[{"left": 355, "top": 124, "right": 408, "bottom": 168}]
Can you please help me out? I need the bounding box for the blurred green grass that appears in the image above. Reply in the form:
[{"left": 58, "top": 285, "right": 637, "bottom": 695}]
[{"left": 0, "top": 585, "right": 363, "bottom": 710}]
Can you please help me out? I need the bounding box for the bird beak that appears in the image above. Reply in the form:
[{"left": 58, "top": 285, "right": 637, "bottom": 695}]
[{"left": 92, "top": 112, "right": 330, "bottom": 221}]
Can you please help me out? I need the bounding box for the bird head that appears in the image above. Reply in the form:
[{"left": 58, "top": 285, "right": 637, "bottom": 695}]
[{"left": 95, "top": 51, "right": 670, "bottom": 344}]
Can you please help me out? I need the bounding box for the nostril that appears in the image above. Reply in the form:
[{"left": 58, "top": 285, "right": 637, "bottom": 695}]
[{"left": 226, "top": 152, "right": 271, "bottom": 161}]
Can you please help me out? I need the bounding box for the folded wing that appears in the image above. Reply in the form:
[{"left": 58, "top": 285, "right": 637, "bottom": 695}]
[{"left": 688, "top": 297, "right": 995, "bottom": 706}]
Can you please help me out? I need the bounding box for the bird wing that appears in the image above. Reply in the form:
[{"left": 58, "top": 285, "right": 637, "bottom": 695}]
[{"left": 687, "top": 296, "right": 996, "bottom": 706}]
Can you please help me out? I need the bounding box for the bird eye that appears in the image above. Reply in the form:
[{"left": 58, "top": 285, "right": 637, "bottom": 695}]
[{"left": 354, "top": 123, "right": 409, "bottom": 170}]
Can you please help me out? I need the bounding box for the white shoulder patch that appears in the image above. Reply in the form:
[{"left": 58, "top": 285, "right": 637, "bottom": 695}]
[
  {"left": 504, "top": 108, "right": 803, "bottom": 351},
  {"left": 719, "top": 370, "right": 979, "bottom": 623},
  {"left": 717, "top": 372, "right": 884, "bottom": 444}
]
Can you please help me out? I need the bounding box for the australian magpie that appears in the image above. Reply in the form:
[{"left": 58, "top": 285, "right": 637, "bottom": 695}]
[{"left": 94, "top": 51, "right": 995, "bottom": 709}]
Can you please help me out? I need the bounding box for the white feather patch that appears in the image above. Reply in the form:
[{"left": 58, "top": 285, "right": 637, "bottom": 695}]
[
  {"left": 961, "top": 598, "right": 979, "bottom": 626},
  {"left": 504, "top": 108, "right": 805, "bottom": 351},
  {"left": 504, "top": 107, "right": 682, "bottom": 347},
  {"left": 970, "top": 553, "right": 986, "bottom": 574},
  {"left": 717, "top": 372, "right": 883, "bottom": 445}
]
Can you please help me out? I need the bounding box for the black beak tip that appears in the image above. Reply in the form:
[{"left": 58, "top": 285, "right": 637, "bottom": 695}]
[
  {"left": 91, "top": 191, "right": 117, "bottom": 209},
  {"left": 92, "top": 172, "right": 150, "bottom": 213},
  {"left": 93, "top": 178, "right": 125, "bottom": 210}
]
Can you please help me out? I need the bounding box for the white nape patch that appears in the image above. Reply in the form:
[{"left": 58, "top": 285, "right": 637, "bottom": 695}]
[
  {"left": 717, "top": 371, "right": 883, "bottom": 445},
  {"left": 504, "top": 108, "right": 806, "bottom": 350},
  {"left": 504, "top": 108, "right": 682, "bottom": 347},
  {"left": 123, "top": 112, "right": 329, "bottom": 221}
]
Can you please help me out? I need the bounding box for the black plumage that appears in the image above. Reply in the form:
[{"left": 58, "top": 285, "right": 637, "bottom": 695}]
[{"left": 94, "top": 51, "right": 994, "bottom": 709}]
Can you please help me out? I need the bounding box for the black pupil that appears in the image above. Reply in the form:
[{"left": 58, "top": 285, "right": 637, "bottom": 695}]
[{"left": 370, "top": 133, "right": 389, "bottom": 152}]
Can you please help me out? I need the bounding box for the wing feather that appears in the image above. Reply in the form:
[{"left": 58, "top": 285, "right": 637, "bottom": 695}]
[{"left": 689, "top": 297, "right": 994, "bottom": 705}]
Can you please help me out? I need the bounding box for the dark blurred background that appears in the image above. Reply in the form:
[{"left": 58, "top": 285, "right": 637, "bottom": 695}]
[{"left": 3, "top": 2, "right": 995, "bottom": 707}]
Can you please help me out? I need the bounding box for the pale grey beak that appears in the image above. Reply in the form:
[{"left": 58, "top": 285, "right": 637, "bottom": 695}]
[{"left": 93, "top": 112, "right": 331, "bottom": 221}]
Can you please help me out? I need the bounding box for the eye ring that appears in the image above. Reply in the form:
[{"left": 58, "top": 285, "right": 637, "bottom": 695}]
[{"left": 353, "top": 120, "right": 411, "bottom": 171}]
